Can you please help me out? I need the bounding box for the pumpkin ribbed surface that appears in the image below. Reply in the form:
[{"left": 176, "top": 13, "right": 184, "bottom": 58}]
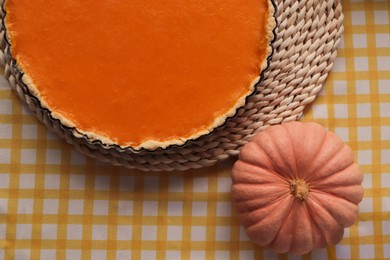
[{"left": 231, "top": 122, "right": 364, "bottom": 255}]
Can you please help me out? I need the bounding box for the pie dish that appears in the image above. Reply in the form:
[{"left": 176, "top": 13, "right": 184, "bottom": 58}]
[{"left": 2, "top": 0, "right": 276, "bottom": 151}]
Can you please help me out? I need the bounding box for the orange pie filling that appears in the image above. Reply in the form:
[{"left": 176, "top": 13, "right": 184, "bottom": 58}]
[{"left": 4, "top": 0, "right": 275, "bottom": 150}]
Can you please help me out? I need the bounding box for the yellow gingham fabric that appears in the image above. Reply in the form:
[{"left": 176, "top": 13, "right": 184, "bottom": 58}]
[{"left": 0, "top": 0, "right": 389, "bottom": 259}]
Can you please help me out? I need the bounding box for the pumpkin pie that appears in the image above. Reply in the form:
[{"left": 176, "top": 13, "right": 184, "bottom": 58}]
[{"left": 3, "top": 0, "right": 276, "bottom": 151}]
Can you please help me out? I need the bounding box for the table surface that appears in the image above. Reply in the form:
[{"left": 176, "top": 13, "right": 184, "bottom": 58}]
[{"left": 0, "top": 0, "right": 389, "bottom": 259}]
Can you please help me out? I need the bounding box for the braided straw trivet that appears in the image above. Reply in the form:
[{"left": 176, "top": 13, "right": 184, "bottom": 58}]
[{"left": 0, "top": 0, "right": 343, "bottom": 171}]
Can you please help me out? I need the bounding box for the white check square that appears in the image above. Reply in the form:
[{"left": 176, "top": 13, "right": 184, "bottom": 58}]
[
  {"left": 382, "top": 174, "right": 390, "bottom": 188},
  {"left": 191, "top": 226, "right": 206, "bottom": 241},
  {"left": 0, "top": 76, "right": 9, "bottom": 89},
  {"left": 354, "top": 57, "right": 369, "bottom": 71},
  {"left": 360, "top": 244, "right": 374, "bottom": 258},
  {"left": 0, "top": 100, "right": 12, "bottom": 114},
  {"left": 217, "top": 177, "right": 231, "bottom": 192},
  {"left": 46, "top": 149, "right": 62, "bottom": 165},
  {"left": 359, "top": 197, "right": 373, "bottom": 213},
  {"left": 67, "top": 224, "right": 83, "bottom": 240},
  {"left": 93, "top": 200, "right": 109, "bottom": 215},
  {"left": 334, "top": 104, "right": 348, "bottom": 118},
  {"left": 385, "top": 244, "right": 390, "bottom": 258},
  {"left": 216, "top": 226, "right": 230, "bottom": 241},
  {"left": 166, "top": 251, "right": 180, "bottom": 260},
  {"left": 94, "top": 175, "right": 110, "bottom": 191},
  {"left": 70, "top": 150, "right": 86, "bottom": 165},
  {"left": 68, "top": 200, "right": 84, "bottom": 215},
  {"left": 351, "top": 11, "right": 365, "bottom": 25},
  {"left": 20, "top": 149, "right": 36, "bottom": 164},
  {"left": 14, "top": 250, "right": 30, "bottom": 259},
  {"left": 116, "top": 251, "right": 131, "bottom": 259},
  {"left": 216, "top": 251, "right": 230, "bottom": 259},
  {"left": 357, "top": 127, "right": 372, "bottom": 141},
  {"left": 376, "top": 34, "right": 390, "bottom": 48},
  {"left": 142, "top": 225, "right": 157, "bottom": 240},
  {"left": 0, "top": 174, "right": 9, "bottom": 189},
  {"left": 353, "top": 34, "right": 367, "bottom": 48},
  {"left": 358, "top": 150, "right": 372, "bottom": 165},
  {"left": 69, "top": 175, "right": 85, "bottom": 190},
  {"left": 16, "top": 224, "right": 32, "bottom": 239},
  {"left": 43, "top": 199, "right": 59, "bottom": 214},
  {"left": 66, "top": 250, "right": 81, "bottom": 259},
  {"left": 358, "top": 221, "right": 374, "bottom": 236},
  {"left": 333, "top": 81, "right": 347, "bottom": 95},
  {"left": 335, "top": 245, "right": 350, "bottom": 259},
  {"left": 312, "top": 104, "right": 328, "bottom": 119},
  {"left": 119, "top": 176, "right": 135, "bottom": 191},
  {"left": 362, "top": 174, "right": 372, "bottom": 189},
  {"left": 22, "top": 124, "right": 38, "bottom": 140},
  {"left": 192, "top": 202, "right": 207, "bottom": 216},
  {"left": 334, "top": 127, "right": 349, "bottom": 142},
  {"left": 374, "top": 10, "right": 389, "bottom": 25},
  {"left": 344, "top": 228, "right": 350, "bottom": 238},
  {"left": 382, "top": 150, "right": 390, "bottom": 164},
  {"left": 167, "top": 226, "right": 182, "bottom": 241},
  {"left": 382, "top": 197, "right": 390, "bottom": 211},
  {"left": 92, "top": 225, "right": 108, "bottom": 240},
  {"left": 380, "top": 103, "right": 390, "bottom": 117},
  {"left": 0, "top": 199, "right": 8, "bottom": 214},
  {"left": 191, "top": 251, "right": 205, "bottom": 260},
  {"left": 332, "top": 57, "right": 346, "bottom": 72},
  {"left": 167, "top": 201, "right": 183, "bottom": 216},
  {"left": 216, "top": 202, "right": 231, "bottom": 217},
  {"left": 357, "top": 103, "right": 371, "bottom": 118},
  {"left": 17, "top": 199, "right": 34, "bottom": 214},
  {"left": 91, "top": 250, "right": 106, "bottom": 260},
  {"left": 143, "top": 201, "right": 158, "bottom": 216},
  {"left": 378, "top": 57, "right": 390, "bottom": 71},
  {"left": 142, "top": 251, "right": 156, "bottom": 259},
  {"left": 168, "top": 177, "right": 183, "bottom": 192},
  {"left": 117, "top": 200, "right": 134, "bottom": 216},
  {"left": 44, "top": 174, "right": 61, "bottom": 190},
  {"left": 383, "top": 221, "right": 390, "bottom": 235},
  {"left": 117, "top": 226, "right": 132, "bottom": 240},
  {"left": 382, "top": 127, "right": 390, "bottom": 141},
  {"left": 193, "top": 177, "right": 208, "bottom": 192},
  {"left": 0, "top": 149, "right": 11, "bottom": 164},
  {"left": 40, "top": 250, "right": 56, "bottom": 260},
  {"left": 19, "top": 174, "right": 35, "bottom": 189},
  {"left": 41, "top": 224, "right": 58, "bottom": 240},
  {"left": 0, "top": 124, "right": 12, "bottom": 139},
  {"left": 355, "top": 80, "right": 370, "bottom": 94},
  {"left": 239, "top": 251, "right": 254, "bottom": 259}
]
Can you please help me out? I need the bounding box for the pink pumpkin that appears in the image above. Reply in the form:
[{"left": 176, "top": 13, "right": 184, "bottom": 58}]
[{"left": 231, "top": 121, "right": 363, "bottom": 255}]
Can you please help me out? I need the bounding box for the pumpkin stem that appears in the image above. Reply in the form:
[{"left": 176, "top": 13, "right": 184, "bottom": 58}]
[{"left": 289, "top": 179, "right": 309, "bottom": 201}]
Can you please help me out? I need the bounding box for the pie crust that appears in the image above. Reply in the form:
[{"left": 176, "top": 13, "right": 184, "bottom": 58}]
[{"left": 2, "top": 0, "right": 276, "bottom": 151}]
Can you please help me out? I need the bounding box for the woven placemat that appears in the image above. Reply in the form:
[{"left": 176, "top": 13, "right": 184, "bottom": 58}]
[{"left": 0, "top": 0, "right": 343, "bottom": 171}]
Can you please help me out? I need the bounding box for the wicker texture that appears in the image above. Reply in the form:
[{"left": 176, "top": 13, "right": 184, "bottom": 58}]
[{"left": 0, "top": 0, "right": 344, "bottom": 171}]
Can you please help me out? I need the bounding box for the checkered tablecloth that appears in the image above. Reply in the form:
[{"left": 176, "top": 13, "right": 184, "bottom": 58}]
[{"left": 0, "top": 0, "right": 389, "bottom": 259}]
